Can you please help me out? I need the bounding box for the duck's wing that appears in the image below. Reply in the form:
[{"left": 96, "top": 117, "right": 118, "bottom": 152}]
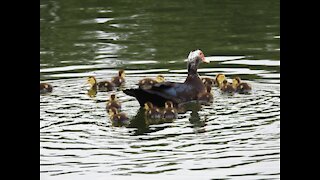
[{"left": 123, "top": 81, "right": 184, "bottom": 107}]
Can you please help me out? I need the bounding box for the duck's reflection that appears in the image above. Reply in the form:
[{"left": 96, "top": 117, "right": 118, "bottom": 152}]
[
  {"left": 178, "top": 102, "right": 207, "bottom": 130},
  {"left": 87, "top": 87, "right": 97, "bottom": 98},
  {"left": 126, "top": 101, "right": 210, "bottom": 135}
]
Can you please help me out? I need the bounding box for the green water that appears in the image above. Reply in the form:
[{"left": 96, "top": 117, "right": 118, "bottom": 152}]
[{"left": 40, "top": 0, "right": 279, "bottom": 79}]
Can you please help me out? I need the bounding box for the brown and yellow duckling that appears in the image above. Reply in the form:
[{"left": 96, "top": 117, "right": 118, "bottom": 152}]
[
  {"left": 198, "top": 86, "right": 213, "bottom": 103},
  {"left": 220, "top": 79, "right": 236, "bottom": 94},
  {"left": 201, "top": 77, "right": 215, "bottom": 87},
  {"left": 144, "top": 102, "right": 162, "bottom": 119},
  {"left": 106, "top": 94, "right": 121, "bottom": 111},
  {"left": 215, "top": 73, "right": 226, "bottom": 88},
  {"left": 40, "top": 83, "right": 53, "bottom": 94},
  {"left": 87, "top": 76, "right": 115, "bottom": 92},
  {"left": 162, "top": 101, "right": 178, "bottom": 120},
  {"left": 108, "top": 107, "right": 129, "bottom": 126},
  {"left": 232, "top": 77, "right": 252, "bottom": 94},
  {"left": 111, "top": 69, "right": 126, "bottom": 87},
  {"left": 138, "top": 75, "right": 165, "bottom": 89}
]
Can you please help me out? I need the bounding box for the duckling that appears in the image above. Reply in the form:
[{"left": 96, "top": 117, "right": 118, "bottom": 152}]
[
  {"left": 108, "top": 107, "right": 129, "bottom": 126},
  {"left": 40, "top": 83, "right": 53, "bottom": 94},
  {"left": 111, "top": 69, "right": 126, "bottom": 87},
  {"left": 198, "top": 85, "right": 213, "bottom": 103},
  {"left": 215, "top": 73, "right": 226, "bottom": 88},
  {"left": 232, "top": 77, "right": 252, "bottom": 94},
  {"left": 106, "top": 94, "right": 121, "bottom": 111},
  {"left": 87, "top": 76, "right": 115, "bottom": 92},
  {"left": 138, "top": 75, "right": 165, "bottom": 89},
  {"left": 87, "top": 86, "right": 97, "bottom": 98},
  {"left": 144, "top": 102, "right": 162, "bottom": 119},
  {"left": 201, "top": 77, "right": 215, "bottom": 87},
  {"left": 162, "top": 101, "right": 178, "bottom": 120},
  {"left": 220, "top": 79, "right": 235, "bottom": 94}
]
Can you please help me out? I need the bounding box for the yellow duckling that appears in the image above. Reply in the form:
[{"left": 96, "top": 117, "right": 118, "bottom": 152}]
[
  {"left": 232, "top": 77, "right": 252, "bottom": 94},
  {"left": 108, "top": 107, "right": 129, "bottom": 126},
  {"left": 215, "top": 73, "right": 226, "bottom": 88},
  {"left": 106, "top": 94, "right": 121, "bottom": 111},
  {"left": 40, "top": 83, "right": 53, "bottom": 94},
  {"left": 144, "top": 102, "right": 162, "bottom": 119},
  {"left": 87, "top": 76, "right": 115, "bottom": 92},
  {"left": 198, "top": 85, "right": 213, "bottom": 102},
  {"left": 162, "top": 101, "right": 178, "bottom": 120},
  {"left": 220, "top": 79, "right": 235, "bottom": 94},
  {"left": 111, "top": 69, "right": 126, "bottom": 87},
  {"left": 138, "top": 75, "right": 165, "bottom": 89}
]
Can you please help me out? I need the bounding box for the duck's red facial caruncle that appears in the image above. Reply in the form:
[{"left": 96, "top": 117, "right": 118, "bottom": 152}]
[{"left": 198, "top": 50, "right": 209, "bottom": 63}]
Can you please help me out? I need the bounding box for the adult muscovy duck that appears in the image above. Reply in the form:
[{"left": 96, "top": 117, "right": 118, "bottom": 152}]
[{"left": 123, "top": 49, "right": 210, "bottom": 107}]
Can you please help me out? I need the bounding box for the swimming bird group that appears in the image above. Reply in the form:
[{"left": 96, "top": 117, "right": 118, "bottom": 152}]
[{"left": 40, "top": 49, "right": 252, "bottom": 126}]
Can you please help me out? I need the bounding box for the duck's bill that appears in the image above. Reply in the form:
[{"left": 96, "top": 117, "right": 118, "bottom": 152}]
[{"left": 202, "top": 57, "right": 210, "bottom": 63}]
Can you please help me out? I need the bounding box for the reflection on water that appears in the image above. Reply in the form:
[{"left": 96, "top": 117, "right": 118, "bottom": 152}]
[{"left": 40, "top": 0, "right": 279, "bottom": 179}]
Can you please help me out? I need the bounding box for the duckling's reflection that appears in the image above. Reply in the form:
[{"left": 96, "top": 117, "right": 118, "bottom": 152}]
[
  {"left": 127, "top": 108, "right": 151, "bottom": 135},
  {"left": 126, "top": 101, "right": 209, "bottom": 135},
  {"left": 87, "top": 86, "right": 97, "bottom": 98},
  {"left": 179, "top": 101, "right": 208, "bottom": 133},
  {"left": 127, "top": 108, "right": 177, "bottom": 135}
]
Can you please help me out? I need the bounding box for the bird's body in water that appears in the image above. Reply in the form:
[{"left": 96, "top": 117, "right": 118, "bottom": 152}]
[
  {"left": 162, "top": 101, "right": 178, "bottom": 120},
  {"left": 124, "top": 50, "right": 209, "bottom": 107},
  {"left": 138, "top": 75, "right": 165, "bottom": 89},
  {"left": 220, "top": 79, "right": 235, "bottom": 94},
  {"left": 40, "top": 83, "right": 53, "bottom": 94},
  {"left": 111, "top": 69, "right": 126, "bottom": 87},
  {"left": 198, "top": 85, "right": 213, "bottom": 103},
  {"left": 232, "top": 77, "right": 252, "bottom": 94},
  {"left": 201, "top": 77, "right": 215, "bottom": 87},
  {"left": 215, "top": 74, "right": 226, "bottom": 88},
  {"left": 108, "top": 107, "right": 129, "bottom": 126},
  {"left": 106, "top": 94, "right": 121, "bottom": 111},
  {"left": 87, "top": 76, "right": 115, "bottom": 92},
  {"left": 144, "top": 102, "right": 162, "bottom": 119}
]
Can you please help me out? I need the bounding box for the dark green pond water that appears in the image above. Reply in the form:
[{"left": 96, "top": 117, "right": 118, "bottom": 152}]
[{"left": 40, "top": 0, "right": 280, "bottom": 179}]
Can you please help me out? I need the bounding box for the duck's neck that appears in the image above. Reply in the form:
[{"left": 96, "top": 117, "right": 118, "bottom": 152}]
[
  {"left": 185, "top": 62, "right": 202, "bottom": 85},
  {"left": 187, "top": 62, "right": 199, "bottom": 76}
]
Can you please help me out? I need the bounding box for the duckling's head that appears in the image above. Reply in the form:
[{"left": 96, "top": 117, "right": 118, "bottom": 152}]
[
  {"left": 144, "top": 102, "right": 154, "bottom": 110},
  {"left": 216, "top": 74, "right": 226, "bottom": 85},
  {"left": 108, "top": 107, "right": 118, "bottom": 116},
  {"left": 87, "top": 76, "right": 97, "bottom": 86},
  {"left": 155, "top": 75, "right": 165, "bottom": 83},
  {"left": 165, "top": 101, "right": 174, "bottom": 108},
  {"left": 232, "top": 77, "right": 241, "bottom": 88},
  {"left": 109, "top": 94, "right": 117, "bottom": 101},
  {"left": 222, "top": 79, "right": 228, "bottom": 85},
  {"left": 118, "top": 69, "right": 125, "bottom": 78}
]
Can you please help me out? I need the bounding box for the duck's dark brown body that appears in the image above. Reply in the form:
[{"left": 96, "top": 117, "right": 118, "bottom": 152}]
[
  {"left": 124, "top": 50, "right": 208, "bottom": 107},
  {"left": 124, "top": 75, "right": 206, "bottom": 107}
]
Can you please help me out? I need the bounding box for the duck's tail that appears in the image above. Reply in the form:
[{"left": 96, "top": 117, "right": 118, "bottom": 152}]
[{"left": 123, "top": 89, "right": 170, "bottom": 107}]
